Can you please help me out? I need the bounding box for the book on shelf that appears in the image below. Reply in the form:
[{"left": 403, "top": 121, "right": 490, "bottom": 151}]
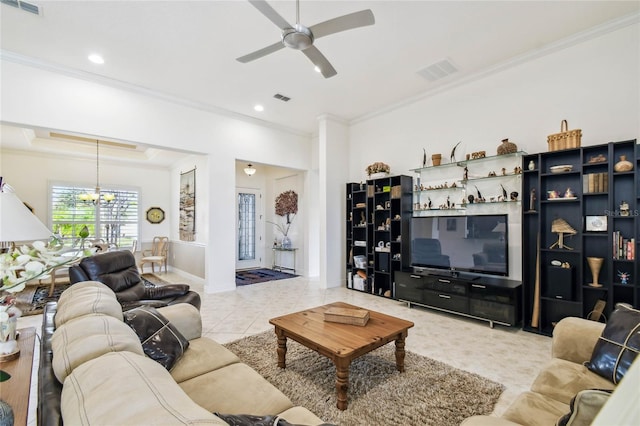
[
  {"left": 584, "top": 173, "right": 608, "bottom": 193},
  {"left": 612, "top": 231, "right": 636, "bottom": 260}
]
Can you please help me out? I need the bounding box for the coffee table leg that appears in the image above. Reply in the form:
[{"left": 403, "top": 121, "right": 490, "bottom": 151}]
[
  {"left": 275, "top": 329, "right": 287, "bottom": 368},
  {"left": 335, "top": 359, "right": 350, "bottom": 410},
  {"left": 395, "top": 333, "right": 407, "bottom": 372}
]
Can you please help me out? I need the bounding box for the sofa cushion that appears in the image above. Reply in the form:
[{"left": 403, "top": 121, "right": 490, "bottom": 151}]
[
  {"left": 556, "top": 389, "right": 611, "bottom": 426},
  {"left": 61, "top": 351, "right": 226, "bottom": 425},
  {"left": 171, "top": 337, "right": 241, "bottom": 383},
  {"left": 179, "top": 363, "right": 293, "bottom": 416},
  {"left": 530, "top": 358, "right": 614, "bottom": 405},
  {"left": 52, "top": 313, "right": 144, "bottom": 383},
  {"left": 502, "top": 391, "right": 568, "bottom": 426},
  {"left": 123, "top": 305, "right": 189, "bottom": 370},
  {"left": 55, "top": 281, "right": 122, "bottom": 327},
  {"left": 586, "top": 304, "right": 640, "bottom": 384}
]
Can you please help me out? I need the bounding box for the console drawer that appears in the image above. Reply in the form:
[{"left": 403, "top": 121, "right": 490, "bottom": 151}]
[
  {"left": 469, "top": 299, "right": 517, "bottom": 325},
  {"left": 395, "top": 273, "right": 426, "bottom": 303},
  {"left": 468, "top": 283, "right": 514, "bottom": 304},
  {"left": 423, "top": 276, "right": 467, "bottom": 296},
  {"left": 424, "top": 290, "right": 469, "bottom": 314}
]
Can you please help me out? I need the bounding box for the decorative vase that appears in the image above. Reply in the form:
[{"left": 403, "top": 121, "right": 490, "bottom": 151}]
[
  {"left": 0, "top": 314, "right": 18, "bottom": 358},
  {"left": 614, "top": 155, "right": 633, "bottom": 172},
  {"left": 368, "top": 172, "right": 388, "bottom": 179},
  {"left": 587, "top": 257, "right": 604, "bottom": 288},
  {"left": 497, "top": 138, "right": 517, "bottom": 155},
  {"left": 0, "top": 400, "right": 14, "bottom": 426},
  {"left": 281, "top": 236, "right": 292, "bottom": 249},
  {"left": 431, "top": 154, "right": 442, "bottom": 166},
  {"left": 528, "top": 160, "right": 535, "bottom": 170}
]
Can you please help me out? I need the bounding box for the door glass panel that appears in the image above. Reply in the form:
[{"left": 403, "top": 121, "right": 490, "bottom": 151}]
[{"left": 238, "top": 193, "right": 256, "bottom": 261}]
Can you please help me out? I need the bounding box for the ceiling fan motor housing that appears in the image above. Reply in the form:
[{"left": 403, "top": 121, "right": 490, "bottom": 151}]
[{"left": 282, "top": 24, "right": 314, "bottom": 50}]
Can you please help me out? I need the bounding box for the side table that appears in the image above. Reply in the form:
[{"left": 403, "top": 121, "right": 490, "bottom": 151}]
[
  {"left": 272, "top": 247, "right": 297, "bottom": 274},
  {"left": 0, "top": 327, "right": 36, "bottom": 426}
]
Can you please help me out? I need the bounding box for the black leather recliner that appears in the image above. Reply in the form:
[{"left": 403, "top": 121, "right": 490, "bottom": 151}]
[{"left": 69, "top": 250, "right": 201, "bottom": 310}]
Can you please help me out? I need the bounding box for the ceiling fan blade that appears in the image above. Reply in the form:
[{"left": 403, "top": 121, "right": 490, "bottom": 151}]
[
  {"left": 301, "top": 45, "right": 337, "bottom": 78},
  {"left": 310, "top": 9, "right": 375, "bottom": 39},
  {"left": 236, "top": 41, "right": 284, "bottom": 63},
  {"left": 248, "top": 0, "right": 292, "bottom": 30}
]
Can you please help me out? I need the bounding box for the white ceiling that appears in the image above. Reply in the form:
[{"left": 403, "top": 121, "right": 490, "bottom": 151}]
[{"left": 1, "top": 0, "right": 638, "bottom": 163}]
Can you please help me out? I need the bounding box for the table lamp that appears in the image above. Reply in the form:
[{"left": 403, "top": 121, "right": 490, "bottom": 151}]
[{"left": 0, "top": 186, "right": 52, "bottom": 248}]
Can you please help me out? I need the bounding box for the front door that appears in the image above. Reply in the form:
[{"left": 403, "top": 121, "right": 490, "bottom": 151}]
[{"left": 236, "top": 188, "right": 263, "bottom": 270}]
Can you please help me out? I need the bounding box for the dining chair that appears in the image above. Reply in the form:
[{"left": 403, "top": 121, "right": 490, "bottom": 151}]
[{"left": 139, "top": 236, "right": 169, "bottom": 274}]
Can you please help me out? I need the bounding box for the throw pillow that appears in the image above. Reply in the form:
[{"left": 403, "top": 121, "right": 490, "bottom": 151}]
[
  {"left": 556, "top": 389, "right": 612, "bottom": 426},
  {"left": 123, "top": 305, "right": 189, "bottom": 370},
  {"left": 586, "top": 304, "right": 640, "bottom": 384},
  {"left": 213, "top": 414, "right": 335, "bottom": 426}
]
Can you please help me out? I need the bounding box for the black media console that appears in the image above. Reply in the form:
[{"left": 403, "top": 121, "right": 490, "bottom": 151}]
[{"left": 395, "top": 269, "right": 522, "bottom": 327}]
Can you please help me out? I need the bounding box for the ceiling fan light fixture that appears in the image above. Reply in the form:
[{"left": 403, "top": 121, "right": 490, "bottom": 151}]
[{"left": 282, "top": 25, "right": 313, "bottom": 50}]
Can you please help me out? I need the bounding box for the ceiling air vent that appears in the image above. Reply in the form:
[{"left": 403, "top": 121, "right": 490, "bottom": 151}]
[
  {"left": 1, "top": 0, "right": 41, "bottom": 15},
  {"left": 273, "top": 93, "right": 291, "bottom": 102},
  {"left": 417, "top": 59, "right": 458, "bottom": 82}
]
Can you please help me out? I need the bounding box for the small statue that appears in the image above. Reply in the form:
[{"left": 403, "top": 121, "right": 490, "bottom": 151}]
[
  {"left": 510, "top": 191, "right": 519, "bottom": 201},
  {"left": 428, "top": 197, "right": 433, "bottom": 209},
  {"left": 468, "top": 194, "right": 475, "bottom": 204},
  {"left": 618, "top": 271, "right": 631, "bottom": 285},
  {"left": 564, "top": 188, "right": 575, "bottom": 198},
  {"left": 463, "top": 166, "right": 468, "bottom": 181},
  {"left": 529, "top": 188, "right": 536, "bottom": 211}
]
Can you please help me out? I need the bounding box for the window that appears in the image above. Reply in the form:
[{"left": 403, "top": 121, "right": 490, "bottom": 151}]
[{"left": 50, "top": 183, "right": 139, "bottom": 248}]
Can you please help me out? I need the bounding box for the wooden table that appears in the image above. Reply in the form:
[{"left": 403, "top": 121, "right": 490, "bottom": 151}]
[
  {"left": 269, "top": 302, "right": 414, "bottom": 410},
  {"left": 0, "top": 327, "right": 36, "bottom": 426}
]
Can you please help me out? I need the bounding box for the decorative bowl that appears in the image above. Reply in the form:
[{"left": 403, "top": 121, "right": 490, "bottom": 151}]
[{"left": 550, "top": 165, "right": 573, "bottom": 173}]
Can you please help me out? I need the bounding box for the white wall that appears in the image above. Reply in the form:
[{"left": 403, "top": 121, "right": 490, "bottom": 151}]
[
  {"left": 0, "top": 59, "right": 313, "bottom": 293},
  {"left": 0, "top": 149, "right": 172, "bottom": 242},
  {"left": 348, "top": 22, "right": 640, "bottom": 280}
]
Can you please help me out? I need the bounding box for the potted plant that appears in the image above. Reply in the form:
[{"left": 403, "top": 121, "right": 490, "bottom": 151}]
[{"left": 268, "top": 190, "right": 298, "bottom": 248}]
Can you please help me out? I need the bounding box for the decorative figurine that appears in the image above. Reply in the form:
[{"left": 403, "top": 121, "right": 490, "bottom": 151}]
[
  {"left": 450, "top": 141, "right": 462, "bottom": 163},
  {"left": 468, "top": 194, "right": 475, "bottom": 204},
  {"left": 500, "top": 184, "right": 508, "bottom": 200},
  {"left": 618, "top": 270, "right": 631, "bottom": 285},
  {"left": 528, "top": 160, "right": 535, "bottom": 170},
  {"left": 620, "top": 201, "right": 630, "bottom": 216},
  {"left": 510, "top": 191, "right": 519, "bottom": 201},
  {"left": 501, "top": 167, "right": 507, "bottom": 176},
  {"left": 564, "top": 188, "right": 575, "bottom": 198},
  {"left": 463, "top": 166, "right": 469, "bottom": 181},
  {"left": 422, "top": 148, "right": 427, "bottom": 168},
  {"left": 529, "top": 188, "right": 536, "bottom": 211}
]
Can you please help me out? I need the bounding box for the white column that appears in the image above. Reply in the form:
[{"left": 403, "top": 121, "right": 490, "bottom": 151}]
[{"left": 317, "top": 114, "right": 349, "bottom": 288}]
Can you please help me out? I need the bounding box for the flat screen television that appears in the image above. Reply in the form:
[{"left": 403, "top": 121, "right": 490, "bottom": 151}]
[{"left": 411, "top": 214, "right": 508, "bottom": 277}]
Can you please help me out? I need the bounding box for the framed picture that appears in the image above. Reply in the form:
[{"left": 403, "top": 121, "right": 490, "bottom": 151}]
[
  {"left": 585, "top": 215, "right": 607, "bottom": 232},
  {"left": 180, "top": 168, "right": 196, "bottom": 241}
]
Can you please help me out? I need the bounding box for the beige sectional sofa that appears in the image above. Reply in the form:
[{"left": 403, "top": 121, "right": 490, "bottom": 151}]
[
  {"left": 40, "top": 281, "right": 325, "bottom": 425},
  {"left": 462, "top": 314, "right": 636, "bottom": 426}
]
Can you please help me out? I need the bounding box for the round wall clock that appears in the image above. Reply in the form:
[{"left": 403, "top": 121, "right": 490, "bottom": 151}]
[{"left": 146, "top": 207, "right": 165, "bottom": 224}]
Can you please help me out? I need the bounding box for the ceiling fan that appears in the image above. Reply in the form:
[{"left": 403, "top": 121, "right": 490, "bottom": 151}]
[{"left": 237, "top": 0, "right": 375, "bottom": 78}]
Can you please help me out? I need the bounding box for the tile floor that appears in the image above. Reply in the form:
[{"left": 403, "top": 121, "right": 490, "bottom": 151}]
[{"left": 18, "top": 272, "right": 552, "bottom": 424}]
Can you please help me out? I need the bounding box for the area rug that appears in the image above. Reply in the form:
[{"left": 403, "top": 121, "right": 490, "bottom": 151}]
[
  {"left": 13, "top": 283, "right": 72, "bottom": 317},
  {"left": 224, "top": 331, "right": 504, "bottom": 426},
  {"left": 236, "top": 268, "right": 297, "bottom": 286}
]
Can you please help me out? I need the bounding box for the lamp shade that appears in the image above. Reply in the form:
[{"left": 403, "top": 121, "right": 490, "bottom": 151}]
[{"left": 0, "top": 191, "right": 52, "bottom": 242}]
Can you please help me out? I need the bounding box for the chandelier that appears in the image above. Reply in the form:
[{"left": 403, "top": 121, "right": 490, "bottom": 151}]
[{"left": 79, "top": 140, "right": 114, "bottom": 204}]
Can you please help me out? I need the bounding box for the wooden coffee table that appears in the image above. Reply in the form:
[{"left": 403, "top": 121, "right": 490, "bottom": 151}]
[{"left": 269, "top": 302, "right": 414, "bottom": 410}]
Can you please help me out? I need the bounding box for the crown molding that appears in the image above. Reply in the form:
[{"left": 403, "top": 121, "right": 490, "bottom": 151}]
[
  {"left": 0, "top": 50, "right": 311, "bottom": 139},
  {"left": 351, "top": 11, "right": 640, "bottom": 127}
]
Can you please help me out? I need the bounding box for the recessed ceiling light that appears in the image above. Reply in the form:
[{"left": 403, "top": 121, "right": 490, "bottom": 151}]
[
  {"left": 88, "top": 54, "right": 104, "bottom": 64},
  {"left": 254, "top": 104, "right": 264, "bottom": 112},
  {"left": 314, "top": 66, "right": 321, "bottom": 73}
]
